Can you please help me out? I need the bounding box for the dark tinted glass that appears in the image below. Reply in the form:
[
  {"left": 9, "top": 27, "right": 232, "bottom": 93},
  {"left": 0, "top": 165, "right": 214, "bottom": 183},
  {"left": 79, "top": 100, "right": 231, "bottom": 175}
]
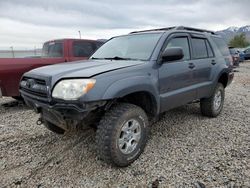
[
  {"left": 229, "top": 48, "right": 237, "bottom": 54},
  {"left": 191, "top": 38, "right": 208, "bottom": 59},
  {"left": 212, "top": 37, "right": 230, "bottom": 56},
  {"left": 95, "top": 42, "right": 104, "bottom": 49},
  {"left": 42, "top": 42, "right": 63, "bottom": 57},
  {"left": 73, "top": 41, "right": 95, "bottom": 57},
  {"left": 166, "top": 37, "right": 190, "bottom": 60},
  {"left": 206, "top": 40, "right": 214, "bottom": 58}
]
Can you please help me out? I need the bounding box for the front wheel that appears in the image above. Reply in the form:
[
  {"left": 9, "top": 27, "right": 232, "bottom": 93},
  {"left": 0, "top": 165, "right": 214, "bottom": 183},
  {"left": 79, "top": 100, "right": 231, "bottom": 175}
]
[
  {"left": 200, "top": 83, "right": 225, "bottom": 117},
  {"left": 96, "top": 103, "right": 149, "bottom": 167}
]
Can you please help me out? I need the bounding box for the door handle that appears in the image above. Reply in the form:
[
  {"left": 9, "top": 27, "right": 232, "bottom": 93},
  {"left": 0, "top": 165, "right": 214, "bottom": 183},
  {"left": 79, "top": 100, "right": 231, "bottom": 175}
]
[
  {"left": 211, "top": 59, "right": 216, "bottom": 65},
  {"left": 188, "top": 63, "right": 195, "bottom": 69}
]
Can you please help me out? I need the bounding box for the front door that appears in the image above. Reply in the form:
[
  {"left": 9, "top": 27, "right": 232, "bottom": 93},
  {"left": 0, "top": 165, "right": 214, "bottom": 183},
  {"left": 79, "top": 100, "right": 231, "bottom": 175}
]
[{"left": 159, "top": 33, "right": 196, "bottom": 112}]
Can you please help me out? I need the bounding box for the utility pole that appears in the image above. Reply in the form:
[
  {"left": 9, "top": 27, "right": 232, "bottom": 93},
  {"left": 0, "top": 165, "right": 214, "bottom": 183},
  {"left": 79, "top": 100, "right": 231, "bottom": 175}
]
[{"left": 78, "top": 30, "right": 81, "bottom": 39}]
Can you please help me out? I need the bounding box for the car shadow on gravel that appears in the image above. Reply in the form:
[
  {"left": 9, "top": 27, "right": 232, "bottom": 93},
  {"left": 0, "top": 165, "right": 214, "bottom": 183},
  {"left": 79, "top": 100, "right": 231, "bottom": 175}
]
[
  {"left": 150, "top": 103, "right": 205, "bottom": 137},
  {"left": 1, "top": 100, "right": 23, "bottom": 107},
  {"left": 0, "top": 99, "right": 29, "bottom": 114}
]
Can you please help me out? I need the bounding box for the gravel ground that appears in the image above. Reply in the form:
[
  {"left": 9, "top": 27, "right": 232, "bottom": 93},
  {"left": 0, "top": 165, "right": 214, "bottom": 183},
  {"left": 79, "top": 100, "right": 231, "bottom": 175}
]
[{"left": 0, "top": 62, "right": 250, "bottom": 188}]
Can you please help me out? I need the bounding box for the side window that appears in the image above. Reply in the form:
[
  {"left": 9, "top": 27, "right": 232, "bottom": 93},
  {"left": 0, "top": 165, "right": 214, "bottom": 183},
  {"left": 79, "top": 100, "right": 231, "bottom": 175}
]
[
  {"left": 95, "top": 42, "right": 104, "bottom": 49},
  {"left": 166, "top": 37, "right": 190, "bottom": 60},
  {"left": 191, "top": 38, "right": 208, "bottom": 59},
  {"left": 73, "top": 41, "right": 95, "bottom": 57},
  {"left": 206, "top": 40, "right": 214, "bottom": 58},
  {"left": 211, "top": 37, "right": 230, "bottom": 57},
  {"left": 42, "top": 42, "right": 63, "bottom": 57}
]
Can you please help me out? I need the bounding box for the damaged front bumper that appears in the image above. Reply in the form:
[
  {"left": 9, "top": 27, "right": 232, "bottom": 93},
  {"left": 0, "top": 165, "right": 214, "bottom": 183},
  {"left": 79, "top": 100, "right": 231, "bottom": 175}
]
[{"left": 22, "top": 95, "right": 106, "bottom": 131}]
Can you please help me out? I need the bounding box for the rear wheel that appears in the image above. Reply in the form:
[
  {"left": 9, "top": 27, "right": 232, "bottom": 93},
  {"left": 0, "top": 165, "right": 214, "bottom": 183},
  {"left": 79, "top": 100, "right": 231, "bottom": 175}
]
[
  {"left": 96, "top": 103, "right": 149, "bottom": 167},
  {"left": 200, "top": 83, "right": 225, "bottom": 117}
]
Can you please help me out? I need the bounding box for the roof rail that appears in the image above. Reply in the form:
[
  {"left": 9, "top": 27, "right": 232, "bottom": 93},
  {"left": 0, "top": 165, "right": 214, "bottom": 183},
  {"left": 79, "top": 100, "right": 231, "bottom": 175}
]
[
  {"left": 175, "top": 26, "right": 215, "bottom": 34},
  {"left": 130, "top": 26, "right": 216, "bottom": 35},
  {"left": 130, "top": 27, "right": 175, "bottom": 34}
]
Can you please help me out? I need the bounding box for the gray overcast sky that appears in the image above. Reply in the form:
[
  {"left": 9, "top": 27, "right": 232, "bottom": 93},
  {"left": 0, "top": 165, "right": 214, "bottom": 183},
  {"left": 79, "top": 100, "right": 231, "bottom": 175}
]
[{"left": 0, "top": 0, "right": 249, "bottom": 49}]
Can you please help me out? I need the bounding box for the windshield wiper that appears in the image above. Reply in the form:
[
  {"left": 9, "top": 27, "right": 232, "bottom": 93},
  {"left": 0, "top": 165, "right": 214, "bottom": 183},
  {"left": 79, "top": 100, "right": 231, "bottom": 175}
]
[
  {"left": 91, "top": 57, "right": 105, "bottom": 60},
  {"left": 91, "top": 56, "right": 144, "bottom": 61},
  {"left": 104, "top": 56, "right": 143, "bottom": 61}
]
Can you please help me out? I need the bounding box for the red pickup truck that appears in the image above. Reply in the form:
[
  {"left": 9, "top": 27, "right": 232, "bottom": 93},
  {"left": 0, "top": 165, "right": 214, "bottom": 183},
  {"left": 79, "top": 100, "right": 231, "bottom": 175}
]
[{"left": 0, "top": 38, "right": 104, "bottom": 98}]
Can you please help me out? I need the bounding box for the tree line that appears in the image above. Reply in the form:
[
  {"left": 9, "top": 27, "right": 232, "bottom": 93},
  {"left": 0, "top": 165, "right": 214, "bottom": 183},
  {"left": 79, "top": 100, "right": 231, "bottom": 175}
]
[{"left": 229, "top": 33, "right": 250, "bottom": 48}]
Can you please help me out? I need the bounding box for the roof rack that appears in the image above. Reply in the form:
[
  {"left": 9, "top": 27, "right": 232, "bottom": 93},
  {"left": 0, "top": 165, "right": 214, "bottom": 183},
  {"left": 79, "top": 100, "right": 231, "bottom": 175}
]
[{"left": 130, "top": 26, "right": 216, "bottom": 35}]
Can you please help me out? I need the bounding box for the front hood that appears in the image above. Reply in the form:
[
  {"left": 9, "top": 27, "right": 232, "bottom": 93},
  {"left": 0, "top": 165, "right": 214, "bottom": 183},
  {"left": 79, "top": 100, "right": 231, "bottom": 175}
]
[{"left": 28, "top": 60, "right": 145, "bottom": 78}]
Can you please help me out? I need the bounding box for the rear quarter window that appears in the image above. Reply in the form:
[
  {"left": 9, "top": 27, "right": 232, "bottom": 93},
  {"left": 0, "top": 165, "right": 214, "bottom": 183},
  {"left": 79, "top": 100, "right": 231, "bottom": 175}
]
[
  {"left": 211, "top": 37, "right": 230, "bottom": 57},
  {"left": 229, "top": 48, "right": 237, "bottom": 54}
]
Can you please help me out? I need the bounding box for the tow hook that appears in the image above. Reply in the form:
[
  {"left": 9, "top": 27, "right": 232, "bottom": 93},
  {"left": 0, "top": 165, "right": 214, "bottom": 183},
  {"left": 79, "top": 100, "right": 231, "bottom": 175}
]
[{"left": 36, "top": 117, "right": 43, "bottom": 125}]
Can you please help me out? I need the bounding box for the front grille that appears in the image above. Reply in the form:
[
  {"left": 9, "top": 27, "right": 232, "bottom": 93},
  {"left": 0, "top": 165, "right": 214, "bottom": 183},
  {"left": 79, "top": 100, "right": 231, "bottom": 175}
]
[
  {"left": 22, "top": 77, "right": 46, "bottom": 85},
  {"left": 20, "top": 77, "right": 49, "bottom": 100},
  {"left": 21, "top": 87, "right": 48, "bottom": 98}
]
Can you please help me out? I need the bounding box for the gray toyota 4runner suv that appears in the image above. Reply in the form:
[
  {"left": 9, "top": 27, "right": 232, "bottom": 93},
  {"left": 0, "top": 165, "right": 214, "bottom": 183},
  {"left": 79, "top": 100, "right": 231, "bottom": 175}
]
[{"left": 20, "top": 26, "right": 234, "bottom": 166}]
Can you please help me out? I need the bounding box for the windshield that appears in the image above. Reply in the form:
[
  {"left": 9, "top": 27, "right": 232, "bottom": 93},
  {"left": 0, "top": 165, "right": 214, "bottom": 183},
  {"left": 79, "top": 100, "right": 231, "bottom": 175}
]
[
  {"left": 91, "top": 33, "right": 162, "bottom": 61},
  {"left": 42, "top": 42, "right": 63, "bottom": 57}
]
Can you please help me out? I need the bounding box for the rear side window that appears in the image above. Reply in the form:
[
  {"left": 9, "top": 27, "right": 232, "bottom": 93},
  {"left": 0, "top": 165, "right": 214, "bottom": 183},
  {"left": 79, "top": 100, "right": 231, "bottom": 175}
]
[
  {"left": 191, "top": 38, "right": 208, "bottom": 59},
  {"left": 42, "top": 42, "right": 63, "bottom": 57},
  {"left": 73, "top": 41, "right": 95, "bottom": 57},
  {"left": 95, "top": 42, "right": 104, "bottom": 49},
  {"left": 166, "top": 37, "right": 190, "bottom": 60},
  {"left": 229, "top": 48, "right": 237, "bottom": 55},
  {"left": 211, "top": 37, "right": 230, "bottom": 57}
]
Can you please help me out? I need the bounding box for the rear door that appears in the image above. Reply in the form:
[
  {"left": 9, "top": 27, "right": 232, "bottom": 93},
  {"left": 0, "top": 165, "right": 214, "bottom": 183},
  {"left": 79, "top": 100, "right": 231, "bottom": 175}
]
[
  {"left": 159, "top": 33, "right": 196, "bottom": 112},
  {"left": 190, "top": 36, "right": 215, "bottom": 98}
]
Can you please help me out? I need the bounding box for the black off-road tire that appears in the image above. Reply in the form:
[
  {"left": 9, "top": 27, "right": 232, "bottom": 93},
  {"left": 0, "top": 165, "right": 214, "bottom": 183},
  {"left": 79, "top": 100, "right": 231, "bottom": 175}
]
[
  {"left": 200, "top": 83, "right": 225, "bottom": 117},
  {"left": 44, "top": 120, "right": 65, "bottom": 134},
  {"left": 96, "top": 103, "right": 149, "bottom": 167}
]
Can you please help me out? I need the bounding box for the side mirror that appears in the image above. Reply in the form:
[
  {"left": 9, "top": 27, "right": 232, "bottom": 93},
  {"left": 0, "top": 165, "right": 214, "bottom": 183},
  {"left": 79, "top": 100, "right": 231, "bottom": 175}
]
[{"left": 161, "top": 47, "right": 184, "bottom": 63}]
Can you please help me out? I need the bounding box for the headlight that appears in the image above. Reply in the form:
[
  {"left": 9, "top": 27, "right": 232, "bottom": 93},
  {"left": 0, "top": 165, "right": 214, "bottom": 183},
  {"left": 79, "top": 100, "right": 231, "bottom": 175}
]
[{"left": 52, "top": 79, "right": 96, "bottom": 100}]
